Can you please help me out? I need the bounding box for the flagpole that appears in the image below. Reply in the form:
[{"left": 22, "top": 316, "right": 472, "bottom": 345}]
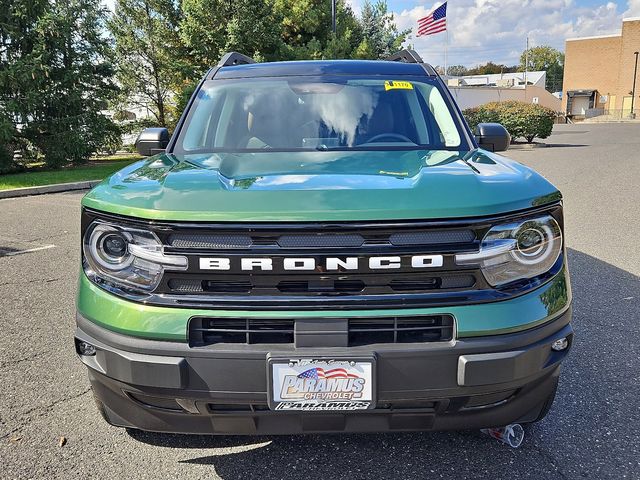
[{"left": 445, "top": 27, "right": 449, "bottom": 75}]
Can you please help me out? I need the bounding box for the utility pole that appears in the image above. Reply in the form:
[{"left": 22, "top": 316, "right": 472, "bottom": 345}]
[
  {"left": 631, "top": 51, "right": 639, "bottom": 119},
  {"left": 525, "top": 36, "right": 529, "bottom": 101},
  {"left": 331, "top": 0, "right": 337, "bottom": 33}
]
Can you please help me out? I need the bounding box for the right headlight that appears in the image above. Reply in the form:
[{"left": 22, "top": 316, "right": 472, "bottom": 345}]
[
  {"left": 83, "top": 221, "right": 187, "bottom": 293},
  {"left": 455, "top": 214, "right": 562, "bottom": 287}
]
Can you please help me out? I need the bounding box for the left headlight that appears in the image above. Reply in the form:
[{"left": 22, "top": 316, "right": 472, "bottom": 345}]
[
  {"left": 83, "top": 221, "right": 187, "bottom": 293},
  {"left": 455, "top": 214, "right": 563, "bottom": 287}
]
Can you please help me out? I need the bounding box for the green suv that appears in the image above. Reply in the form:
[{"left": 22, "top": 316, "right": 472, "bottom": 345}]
[{"left": 75, "top": 51, "right": 572, "bottom": 434}]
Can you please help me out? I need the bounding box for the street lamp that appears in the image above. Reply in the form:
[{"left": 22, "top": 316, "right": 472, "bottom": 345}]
[{"left": 631, "top": 51, "right": 639, "bottom": 119}]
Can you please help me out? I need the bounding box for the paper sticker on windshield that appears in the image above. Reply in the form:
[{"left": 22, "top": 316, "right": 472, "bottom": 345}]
[{"left": 384, "top": 80, "right": 413, "bottom": 91}]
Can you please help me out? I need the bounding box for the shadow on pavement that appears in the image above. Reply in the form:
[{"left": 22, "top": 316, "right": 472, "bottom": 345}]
[
  {"left": 127, "top": 248, "right": 640, "bottom": 480},
  {"left": 543, "top": 143, "right": 589, "bottom": 148}
]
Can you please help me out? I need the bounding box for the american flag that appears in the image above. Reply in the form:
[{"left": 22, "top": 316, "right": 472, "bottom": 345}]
[
  {"left": 298, "top": 368, "right": 359, "bottom": 380},
  {"left": 417, "top": 2, "right": 447, "bottom": 37}
]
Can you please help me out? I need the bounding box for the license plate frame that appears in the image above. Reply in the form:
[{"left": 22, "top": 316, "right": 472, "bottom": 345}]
[{"left": 267, "top": 355, "right": 376, "bottom": 412}]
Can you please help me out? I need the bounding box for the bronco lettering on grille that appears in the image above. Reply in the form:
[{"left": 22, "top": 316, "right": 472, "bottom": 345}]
[{"left": 198, "top": 255, "right": 444, "bottom": 271}]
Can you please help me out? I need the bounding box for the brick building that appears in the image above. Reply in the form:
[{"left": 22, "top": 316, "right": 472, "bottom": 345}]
[{"left": 563, "top": 17, "right": 640, "bottom": 119}]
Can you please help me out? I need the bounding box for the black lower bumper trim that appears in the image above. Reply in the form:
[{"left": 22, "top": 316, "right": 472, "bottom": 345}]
[
  {"left": 76, "top": 309, "right": 572, "bottom": 434},
  {"left": 90, "top": 367, "right": 560, "bottom": 434}
]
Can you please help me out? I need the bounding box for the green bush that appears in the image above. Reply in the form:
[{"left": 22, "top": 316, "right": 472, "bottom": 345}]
[{"left": 463, "top": 101, "right": 556, "bottom": 143}]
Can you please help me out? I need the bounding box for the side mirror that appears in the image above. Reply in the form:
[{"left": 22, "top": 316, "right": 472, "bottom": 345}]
[
  {"left": 135, "top": 128, "right": 170, "bottom": 157},
  {"left": 474, "top": 123, "right": 511, "bottom": 152}
]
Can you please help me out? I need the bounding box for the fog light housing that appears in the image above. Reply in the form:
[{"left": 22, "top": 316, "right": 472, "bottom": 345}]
[
  {"left": 551, "top": 337, "right": 569, "bottom": 352},
  {"left": 77, "top": 340, "right": 96, "bottom": 356}
]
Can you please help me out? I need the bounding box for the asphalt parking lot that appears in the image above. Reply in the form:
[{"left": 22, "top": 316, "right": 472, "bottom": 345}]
[{"left": 1, "top": 123, "right": 639, "bottom": 479}]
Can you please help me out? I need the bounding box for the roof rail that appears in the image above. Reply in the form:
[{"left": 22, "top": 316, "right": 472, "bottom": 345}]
[
  {"left": 217, "top": 52, "right": 256, "bottom": 68},
  {"left": 386, "top": 49, "right": 424, "bottom": 64},
  {"left": 385, "top": 49, "right": 437, "bottom": 76}
]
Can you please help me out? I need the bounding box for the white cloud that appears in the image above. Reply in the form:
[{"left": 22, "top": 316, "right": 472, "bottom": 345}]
[
  {"left": 345, "top": 0, "right": 363, "bottom": 15},
  {"left": 102, "top": 0, "right": 115, "bottom": 12},
  {"left": 624, "top": 0, "right": 640, "bottom": 16},
  {"left": 390, "top": 0, "right": 629, "bottom": 67}
]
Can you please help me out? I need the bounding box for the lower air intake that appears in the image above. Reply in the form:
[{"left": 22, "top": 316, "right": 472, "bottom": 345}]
[{"left": 189, "top": 315, "right": 454, "bottom": 347}]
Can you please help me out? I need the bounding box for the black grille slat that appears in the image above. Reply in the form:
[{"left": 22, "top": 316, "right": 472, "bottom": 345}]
[
  {"left": 168, "top": 234, "right": 252, "bottom": 249},
  {"left": 167, "top": 230, "right": 475, "bottom": 249},
  {"left": 189, "top": 316, "right": 454, "bottom": 347},
  {"left": 203, "top": 280, "right": 252, "bottom": 293},
  {"left": 165, "top": 273, "right": 479, "bottom": 296},
  {"left": 189, "top": 318, "right": 295, "bottom": 346},
  {"left": 167, "top": 278, "right": 203, "bottom": 292},
  {"left": 277, "top": 234, "right": 364, "bottom": 248},
  {"left": 277, "top": 279, "right": 365, "bottom": 294},
  {"left": 389, "top": 230, "right": 475, "bottom": 246},
  {"left": 348, "top": 316, "right": 454, "bottom": 346}
]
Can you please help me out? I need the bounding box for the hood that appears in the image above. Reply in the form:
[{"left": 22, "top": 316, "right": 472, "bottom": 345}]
[{"left": 82, "top": 149, "right": 561, "bottom": 222}]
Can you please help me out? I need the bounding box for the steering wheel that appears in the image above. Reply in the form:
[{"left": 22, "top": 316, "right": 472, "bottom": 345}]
[{"left": 365, "top": 133, "right": 414, "bottom": 144}]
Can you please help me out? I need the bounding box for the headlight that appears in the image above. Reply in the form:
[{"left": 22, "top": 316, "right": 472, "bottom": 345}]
[
  {"left": 455, "top": 215, "right": 562, "bottom": 287},
  {"left": 83, "top": 221, "right": 187, "bottom": 293}
]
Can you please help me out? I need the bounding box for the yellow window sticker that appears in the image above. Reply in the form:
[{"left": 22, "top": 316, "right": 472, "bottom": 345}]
[{"left": 384, "top": 80, "right": 414, "bottom": 91}]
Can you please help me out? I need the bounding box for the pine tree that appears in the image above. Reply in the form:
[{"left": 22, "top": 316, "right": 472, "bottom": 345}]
[
  {"left": 274, "top": 0, "right": 362, "bottom": 60},
  {"left": 0, "top": 0, "right": 119, "bottom": 169},
  {"left": 355, "top": 0, "right": 409, "bottom": 59}
]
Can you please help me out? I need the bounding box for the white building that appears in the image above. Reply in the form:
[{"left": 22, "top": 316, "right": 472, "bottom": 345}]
[{"left": 444, "top": 71, "right": 562, "bottom": 112}]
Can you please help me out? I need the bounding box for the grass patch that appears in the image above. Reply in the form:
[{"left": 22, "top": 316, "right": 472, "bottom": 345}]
[
  {"left": 91, "top": 153, "right": 142, "bottom": 162},
  {"left": 0, "top": 161, "right": 139, "bottom": 191}
]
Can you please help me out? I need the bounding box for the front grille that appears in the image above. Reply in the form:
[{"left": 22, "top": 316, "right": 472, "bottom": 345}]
[
  {"left": 83, "top": 204, "right": 564, "bottom": 310},
  {"left": 156, "top": 222, "right": 486, "bottom": 309},
  {"left": 189, "top": 315, "right": 454, "bottom": 347}
]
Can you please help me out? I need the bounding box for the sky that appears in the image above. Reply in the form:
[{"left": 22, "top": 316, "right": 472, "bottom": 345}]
[
  {"left": 348, "top": 0, "right": 640, "bottom": 67},
  {"left": 103, "top": 0, "right": 639, "bottom": 68}
]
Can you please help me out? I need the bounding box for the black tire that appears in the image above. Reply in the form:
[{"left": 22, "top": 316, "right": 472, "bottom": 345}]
[{"left": 526, "top": 378, "right": 559, "bottom": 424}]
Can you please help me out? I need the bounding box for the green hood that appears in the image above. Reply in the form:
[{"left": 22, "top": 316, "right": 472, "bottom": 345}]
[{"left": 82, "top": 149, "right": 561, "bottom": 222}]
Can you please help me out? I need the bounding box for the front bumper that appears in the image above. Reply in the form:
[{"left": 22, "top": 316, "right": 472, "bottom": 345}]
[{"left": 75, "top": 308, "right": 572, "bottom": 434}]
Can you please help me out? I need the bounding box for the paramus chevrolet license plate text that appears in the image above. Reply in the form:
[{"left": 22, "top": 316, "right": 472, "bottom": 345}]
[{"left": 271, "top": 359, "right": 374, "bottom": 411}]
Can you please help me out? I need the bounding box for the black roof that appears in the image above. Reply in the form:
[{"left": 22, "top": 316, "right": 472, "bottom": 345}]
[{"left": 209, "top": 51, "right": 437, "bottom": 80}]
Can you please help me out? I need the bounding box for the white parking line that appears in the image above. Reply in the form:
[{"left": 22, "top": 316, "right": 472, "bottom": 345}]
[{"left": 0, "top": 244, "right": 56, "bottom": 257}]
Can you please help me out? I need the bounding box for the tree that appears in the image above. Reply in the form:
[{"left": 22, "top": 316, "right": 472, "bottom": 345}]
[
  {"left": 0, "top": 0, "right": 119, "bottom": 169},
  {"left": 446, "top": 65, "right": 468, "bottom": 76},
  {"left": 354, "top": 0, "right": 409, "bottom": 59},
  {"left": 467, "top": 62, "right": 518, "bottom": 75},
  {"left": 181, "top": 0, "right": 283, "bottom": 70},
  {"left": 519, "top": 45, "right": 564, "bottom": 92},
  {"left": 109, "top": 0, "right": 187, "bottom": 127},
  {"left": 274, "top": 0, "right": 362, "bottom": 60}
]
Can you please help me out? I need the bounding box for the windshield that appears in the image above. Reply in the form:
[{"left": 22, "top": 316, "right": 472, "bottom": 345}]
[{"left": 173, "top": 76, "right": 467, "bottom": 154}]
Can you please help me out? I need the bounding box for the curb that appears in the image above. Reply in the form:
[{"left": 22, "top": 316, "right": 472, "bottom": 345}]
[
  {"left": 0, "top": 180, "right": 101, "bottom": 200},
  {"left": 508, "top": 143, "right": 549, "bottom": 150}
]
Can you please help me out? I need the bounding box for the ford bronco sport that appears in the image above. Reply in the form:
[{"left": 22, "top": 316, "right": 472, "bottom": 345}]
[{"left": 75, "top": 51, "right": 572, "bottom": 434}]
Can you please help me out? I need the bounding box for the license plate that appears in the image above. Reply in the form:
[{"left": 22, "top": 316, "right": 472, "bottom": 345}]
[{"left": 269, "top": 357, "right": 375, "bottom": 411}]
